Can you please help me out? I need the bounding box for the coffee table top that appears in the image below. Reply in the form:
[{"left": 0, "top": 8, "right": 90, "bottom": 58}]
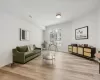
[{"left": 42, "top": 51, "right": 55, "bottom": 60}]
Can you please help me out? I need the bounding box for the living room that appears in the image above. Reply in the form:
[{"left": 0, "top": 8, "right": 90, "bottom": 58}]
[{"left": 0, "top": 0, "right": 100, "bottom": 80}]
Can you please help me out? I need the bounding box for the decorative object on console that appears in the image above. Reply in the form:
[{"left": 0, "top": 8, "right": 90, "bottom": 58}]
[
  {"left": 84, "top": 44, "right": 88, "bottom": 47},
  {"left": 75, "top": 26, "right": 88, "bottom": 40},
  {"left": 71, "top": 44, "right": 77, "bottom": 46},
  {"left": 20, "top": 28, "right": 30, "bottom": 41}
]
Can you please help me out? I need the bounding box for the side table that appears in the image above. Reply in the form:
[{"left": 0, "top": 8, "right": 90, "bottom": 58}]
[{"left": 95, "top": 53, "right": 100, "bottom": 74}]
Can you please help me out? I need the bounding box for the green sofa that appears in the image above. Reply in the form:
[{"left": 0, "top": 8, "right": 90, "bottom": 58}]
[{"left": 12, "top": 45, "right": 41, "bottom": 64}]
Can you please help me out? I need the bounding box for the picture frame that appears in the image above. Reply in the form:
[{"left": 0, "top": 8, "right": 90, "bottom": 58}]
[
  {"left": 20, "top": 28, "right": 30, "bottom": 41},
  {"left": 75, "top": 26, "right": 88, "bottom": 40}
]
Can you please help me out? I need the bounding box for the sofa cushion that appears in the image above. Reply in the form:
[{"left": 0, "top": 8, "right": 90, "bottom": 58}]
[
  {"left": 33, "top": 50, "right": 41, "bottom": 53},
  {"left": 16, "top": 46, "right": 28, "bottom": 52},
  {"left": 25, "top": 51, "right": 35, "bottom": 58}
]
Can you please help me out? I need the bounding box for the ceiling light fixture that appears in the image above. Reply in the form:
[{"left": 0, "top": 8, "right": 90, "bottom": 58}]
[{"left": 56, "top": 13, "right": 61, "bottom": 18}]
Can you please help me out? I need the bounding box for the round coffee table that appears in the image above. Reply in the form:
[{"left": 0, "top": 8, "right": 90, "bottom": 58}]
[{"left": 42, "top": 51, "right": 55, "bottom": 64}]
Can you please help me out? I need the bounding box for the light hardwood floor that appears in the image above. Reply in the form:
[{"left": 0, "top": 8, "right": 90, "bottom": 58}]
[{"left": 0, "top": 52, "right": 100, "bottom": 80}]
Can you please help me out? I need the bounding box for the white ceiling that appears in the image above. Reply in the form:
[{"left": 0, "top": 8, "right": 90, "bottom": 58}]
[{"left": 0, "top": 0, "right": 100, "bottom": 28}]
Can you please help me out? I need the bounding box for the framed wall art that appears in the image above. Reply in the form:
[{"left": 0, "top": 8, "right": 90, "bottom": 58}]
[
  {"left": 75, "top": 26, "right": 88, "bottom": 40},
  {"left": 20, "top": 28, "right": 30, "bottom": 41}
]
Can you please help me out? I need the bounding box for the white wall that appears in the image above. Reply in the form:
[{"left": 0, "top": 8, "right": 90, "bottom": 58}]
[
  {"left": 72, "top": 11, "right": 98, "bottom": 47},
  {"left": 71, "top": 8, "right": 100, "bottom": 50},
  {"left": 0, "top": 13, "right": 43, "bottom": 67},
  {"left": 44, "top": 9, "right": 100, "bottom": 52},
  {"left": 97, "top": 8, "right": 100, "bottom": 49},
  {"left": 45, "top": 22, "right": 72, "bottom": 52}
]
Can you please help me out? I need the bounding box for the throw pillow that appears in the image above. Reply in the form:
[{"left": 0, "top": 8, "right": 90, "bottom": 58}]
[
  {"left": 28, "top": 46, "right": 31, "bottom": 51},
  {"left": 30, "top": 45, "right": 34, "bottom": 51}
]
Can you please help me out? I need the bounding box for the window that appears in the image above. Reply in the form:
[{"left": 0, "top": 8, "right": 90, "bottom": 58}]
[{"left": 50, "top": 29, "right": 61, "bottom": 46}]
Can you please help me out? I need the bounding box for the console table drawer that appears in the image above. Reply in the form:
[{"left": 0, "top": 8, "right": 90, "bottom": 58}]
[
  {"left": 68, "top": 49, "right": 72, "bottom": 52},
  {"left": 84, "top": 52, "right": 91, "bottom": 57},
  {"left": 68, "top": 46, "right": 72, "bottom": 49},
  {"left": 78, "top": 47, "right": 83, "bottom": 55},
  {"left": 73, "top": 47, "right": 77, "bottom": 53},
  {"left": 84, "top": 48, "right": 91, "bottom": 52}
]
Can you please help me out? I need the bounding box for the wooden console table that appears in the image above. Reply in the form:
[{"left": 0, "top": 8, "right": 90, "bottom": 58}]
[{"left": 68, "top": 45, "right": 96, "bottom": 59}]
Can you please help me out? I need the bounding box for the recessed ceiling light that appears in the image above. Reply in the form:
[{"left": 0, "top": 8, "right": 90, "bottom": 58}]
[{"left": 56, "top": 13, "right": 61, "bottom": 18}]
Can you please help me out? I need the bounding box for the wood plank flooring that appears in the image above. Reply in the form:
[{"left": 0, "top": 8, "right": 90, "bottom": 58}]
[{"left": 0, "top": 52, "right": 100, "bottom": 80}]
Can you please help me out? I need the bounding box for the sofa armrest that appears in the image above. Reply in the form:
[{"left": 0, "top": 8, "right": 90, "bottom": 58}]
[{"left": 12, "top": 49, "right": 25, "bottom": 63}]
